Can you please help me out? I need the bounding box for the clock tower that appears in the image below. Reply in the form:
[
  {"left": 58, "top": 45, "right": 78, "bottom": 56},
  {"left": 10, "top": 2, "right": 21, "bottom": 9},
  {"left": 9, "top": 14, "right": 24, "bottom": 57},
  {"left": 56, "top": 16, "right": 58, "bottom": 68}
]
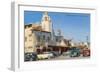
[{"left": 41, "top": 12, "right": 52, "bottom": 32}]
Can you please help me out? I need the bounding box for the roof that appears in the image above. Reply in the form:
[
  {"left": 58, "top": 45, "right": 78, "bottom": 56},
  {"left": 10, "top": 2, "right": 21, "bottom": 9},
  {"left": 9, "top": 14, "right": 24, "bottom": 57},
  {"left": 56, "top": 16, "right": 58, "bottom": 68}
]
[
  {"left": 48, "top": 45, "right": 68, "bottom": 48},
  {"left": 25, "top": 24, "right": 51, "bottom": 33},
  {"left": 25, "top": 24, "right": 32, "bottom": 28},
  {"left": 31, "top": 24, "right": 51, "bottom": 33}
]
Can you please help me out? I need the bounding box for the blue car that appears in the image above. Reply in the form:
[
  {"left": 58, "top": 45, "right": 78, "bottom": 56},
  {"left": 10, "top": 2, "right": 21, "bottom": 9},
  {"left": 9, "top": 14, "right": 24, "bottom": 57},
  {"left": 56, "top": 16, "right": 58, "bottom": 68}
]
[{"left": 68, "top": 47, "right": 81, "bottom": 57}]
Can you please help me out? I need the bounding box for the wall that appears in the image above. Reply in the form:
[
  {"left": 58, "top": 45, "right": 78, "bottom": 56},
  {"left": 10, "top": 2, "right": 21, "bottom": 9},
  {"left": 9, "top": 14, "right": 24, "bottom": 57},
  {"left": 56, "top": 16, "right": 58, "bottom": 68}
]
[{"left": 0, "top": 0, "right": 100, "bottom": 73}]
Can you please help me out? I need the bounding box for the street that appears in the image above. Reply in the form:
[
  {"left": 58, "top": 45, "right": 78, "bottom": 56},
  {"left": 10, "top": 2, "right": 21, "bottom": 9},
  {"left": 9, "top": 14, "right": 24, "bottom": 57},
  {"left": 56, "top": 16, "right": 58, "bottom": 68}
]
[{"left": 39, "top": 55, "right": 90, "bottom": 61}]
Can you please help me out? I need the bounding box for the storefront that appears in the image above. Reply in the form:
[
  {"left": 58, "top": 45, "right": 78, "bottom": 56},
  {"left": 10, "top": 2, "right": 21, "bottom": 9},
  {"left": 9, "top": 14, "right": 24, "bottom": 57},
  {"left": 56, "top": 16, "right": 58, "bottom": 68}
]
[{"left": 36, "top": 45, "right": 69, "bottom": 54}]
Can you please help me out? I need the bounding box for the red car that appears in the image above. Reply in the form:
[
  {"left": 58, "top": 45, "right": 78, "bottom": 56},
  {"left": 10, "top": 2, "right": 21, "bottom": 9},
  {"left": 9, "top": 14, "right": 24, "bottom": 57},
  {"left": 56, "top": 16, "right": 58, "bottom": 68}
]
[{"left": 82, "top": 49, "right": 90, "bottom": 57}]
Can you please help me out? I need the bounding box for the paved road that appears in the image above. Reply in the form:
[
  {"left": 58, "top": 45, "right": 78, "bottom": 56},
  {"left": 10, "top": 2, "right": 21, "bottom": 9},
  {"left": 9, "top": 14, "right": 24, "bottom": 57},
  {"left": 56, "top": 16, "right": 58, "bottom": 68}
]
[{"left": 44, "top": 55, "right": 90, "bottom": 61}]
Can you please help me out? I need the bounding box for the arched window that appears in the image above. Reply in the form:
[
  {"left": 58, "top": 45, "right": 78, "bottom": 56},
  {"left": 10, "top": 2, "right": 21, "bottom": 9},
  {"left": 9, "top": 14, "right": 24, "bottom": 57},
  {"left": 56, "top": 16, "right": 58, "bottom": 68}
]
[
  {"left": 45, "top": 17, "right": 48, "bottom": 21},
  {"left": 38, "top": 36, "right": 40, "bottom": 42},
  {"left": 43, "top": 35, "right": 45, "bottom": 40},
  {"left": 47, "top": 37, "right": 50, "bottom": 42},
  {"left": 25, "top": 37, "right": 27, "bottom": 42}
]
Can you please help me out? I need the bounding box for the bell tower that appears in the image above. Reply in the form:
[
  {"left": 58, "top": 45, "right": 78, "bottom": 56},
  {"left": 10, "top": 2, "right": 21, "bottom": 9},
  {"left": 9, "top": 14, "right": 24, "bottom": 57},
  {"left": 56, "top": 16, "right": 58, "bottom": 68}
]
[{"left": 41, "top": 11, "right": 52, "bottom": 32}]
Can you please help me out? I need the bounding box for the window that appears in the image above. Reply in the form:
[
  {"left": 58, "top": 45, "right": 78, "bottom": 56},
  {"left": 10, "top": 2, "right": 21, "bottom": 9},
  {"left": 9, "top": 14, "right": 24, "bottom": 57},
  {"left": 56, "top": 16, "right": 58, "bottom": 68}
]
[
  {"left": 37, "top": 36, "right": 40, "bottom": 42},
  {"left": 25, "top": 37, "right": 27, "bottom": 42},
  {"left": 56, "top": 38, "right": 58, "bottom": 42},
  {"left": 29, "top": 34, "right": 32, "bottom": 37},
  {"left": 28, "top": 46, "right": 32, "bottom": 49},
  {"left": 45, "top": 17, "right": 48, "bottom": 21},
  {"left": 29, "top": 39, "right": 32, "bottom": 41},
  {"left": 47, "top": 37, "right": 50, "bottom": 41},
  {"left": 43, "top": 35, "right": 45, "bottom": 40}
]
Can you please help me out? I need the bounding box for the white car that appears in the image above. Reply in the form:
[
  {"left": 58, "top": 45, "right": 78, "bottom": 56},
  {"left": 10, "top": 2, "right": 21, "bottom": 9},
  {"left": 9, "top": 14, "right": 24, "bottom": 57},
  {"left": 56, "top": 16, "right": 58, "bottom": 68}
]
[
  {"left": 43, "top": 52, "right": 54, "bottom": 58},
  {"left": 37, "top": 52, "right": 54, "bottom": 60},
  {"left": 62, "top": 51, "right": 70, "bottom": 56},
  {"left": 37, "top": 54, "right": 48, "bottom": 60}
]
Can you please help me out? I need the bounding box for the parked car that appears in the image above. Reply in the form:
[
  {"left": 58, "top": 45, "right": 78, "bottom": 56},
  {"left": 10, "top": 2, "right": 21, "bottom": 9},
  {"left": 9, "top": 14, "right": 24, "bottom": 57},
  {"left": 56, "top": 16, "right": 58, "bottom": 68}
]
[
  {"left": 37, "top": 54, "right": 48, "bottom": 60},
  {"left": 37, "top": 52, "right": 54, "bottom": 60},
  {"left": 24, "top": 52, "right": 37, "bottom": 61},
  {"left": 68, "top": 47, "right": 81, "bottom": 57},
  {"left": 62, "top": 47, "right": 81, "bottom": 57},
  {"left": 50, "top": 51, "right": 60, "bottom": 57},
  {"left": 62, "top": 51, "right": 70, "bottom": 56},
  {"left": 43, "top": 52, "right": 54, "bottom": 58},
  {"left": 82, "top": 49, "right": 90, "bottom": 57}
]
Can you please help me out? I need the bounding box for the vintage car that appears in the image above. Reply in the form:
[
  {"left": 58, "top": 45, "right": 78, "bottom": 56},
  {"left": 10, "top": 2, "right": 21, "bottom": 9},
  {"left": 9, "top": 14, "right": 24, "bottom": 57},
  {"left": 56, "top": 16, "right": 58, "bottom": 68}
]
[
  {"left": 69, "top": 47, "right": 81, "bottom": 57},
  {"left": 50, "top": 51, "right": 60, "bottom": 57},
  {"left": 62, "top": 51, "right": 70, "bottom": 56},
  {"left": 37, "top": 54, "right": 48, "bottom": 60},
  {"left": 62, "top": 47, "right": 81, "bottom": 57},
  {"left": 43, "top": 52, "right": 54, "bottom": 58},
  {"left": 37, "top": 52, "right": 54, "bottom": 60},
  {"left": 82, "top": 49, "right": 90, "bottom": 57},
  {"left": 24, "top": 52, "right": 37, "bottom": 61}
]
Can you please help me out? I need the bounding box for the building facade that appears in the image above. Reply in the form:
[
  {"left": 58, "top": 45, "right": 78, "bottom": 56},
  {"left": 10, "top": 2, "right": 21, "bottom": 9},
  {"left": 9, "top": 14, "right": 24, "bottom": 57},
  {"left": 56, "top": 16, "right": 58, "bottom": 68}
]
[{"left": 25, "top": 12, "right": 68, "bottom": 53}]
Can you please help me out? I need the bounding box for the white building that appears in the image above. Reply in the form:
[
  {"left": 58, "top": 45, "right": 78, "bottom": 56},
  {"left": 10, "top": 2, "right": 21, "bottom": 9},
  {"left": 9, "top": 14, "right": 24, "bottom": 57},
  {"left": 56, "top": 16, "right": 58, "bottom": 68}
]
[
  {"left": 25, "top": 11, "right": 68, "bottom": 53},
  {"left": 41, "top": 12, "right": 53, "bottom": 32}
]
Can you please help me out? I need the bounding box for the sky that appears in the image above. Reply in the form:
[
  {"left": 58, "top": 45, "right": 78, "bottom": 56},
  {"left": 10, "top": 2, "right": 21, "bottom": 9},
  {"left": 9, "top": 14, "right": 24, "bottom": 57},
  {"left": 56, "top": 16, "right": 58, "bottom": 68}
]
[{"left": 24, "top": 11, "right": 90, "bottom": 42}]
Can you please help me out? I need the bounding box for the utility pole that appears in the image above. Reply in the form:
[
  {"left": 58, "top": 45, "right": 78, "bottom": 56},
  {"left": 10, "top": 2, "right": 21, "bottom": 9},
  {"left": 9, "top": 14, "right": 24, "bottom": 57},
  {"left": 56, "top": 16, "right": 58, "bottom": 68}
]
[
  {"left": 86, "top": 36, "right": 88, "bottom": 43},
  {"left": 86, "top": 36, "right": 90, "bottom": 47}
]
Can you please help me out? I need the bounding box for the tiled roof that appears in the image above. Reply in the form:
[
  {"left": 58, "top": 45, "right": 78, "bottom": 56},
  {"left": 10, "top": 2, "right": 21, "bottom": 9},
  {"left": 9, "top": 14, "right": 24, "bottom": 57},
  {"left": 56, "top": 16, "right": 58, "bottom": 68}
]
[{"left": 32, "top": 24, "right": 51, "bottom": 33}]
